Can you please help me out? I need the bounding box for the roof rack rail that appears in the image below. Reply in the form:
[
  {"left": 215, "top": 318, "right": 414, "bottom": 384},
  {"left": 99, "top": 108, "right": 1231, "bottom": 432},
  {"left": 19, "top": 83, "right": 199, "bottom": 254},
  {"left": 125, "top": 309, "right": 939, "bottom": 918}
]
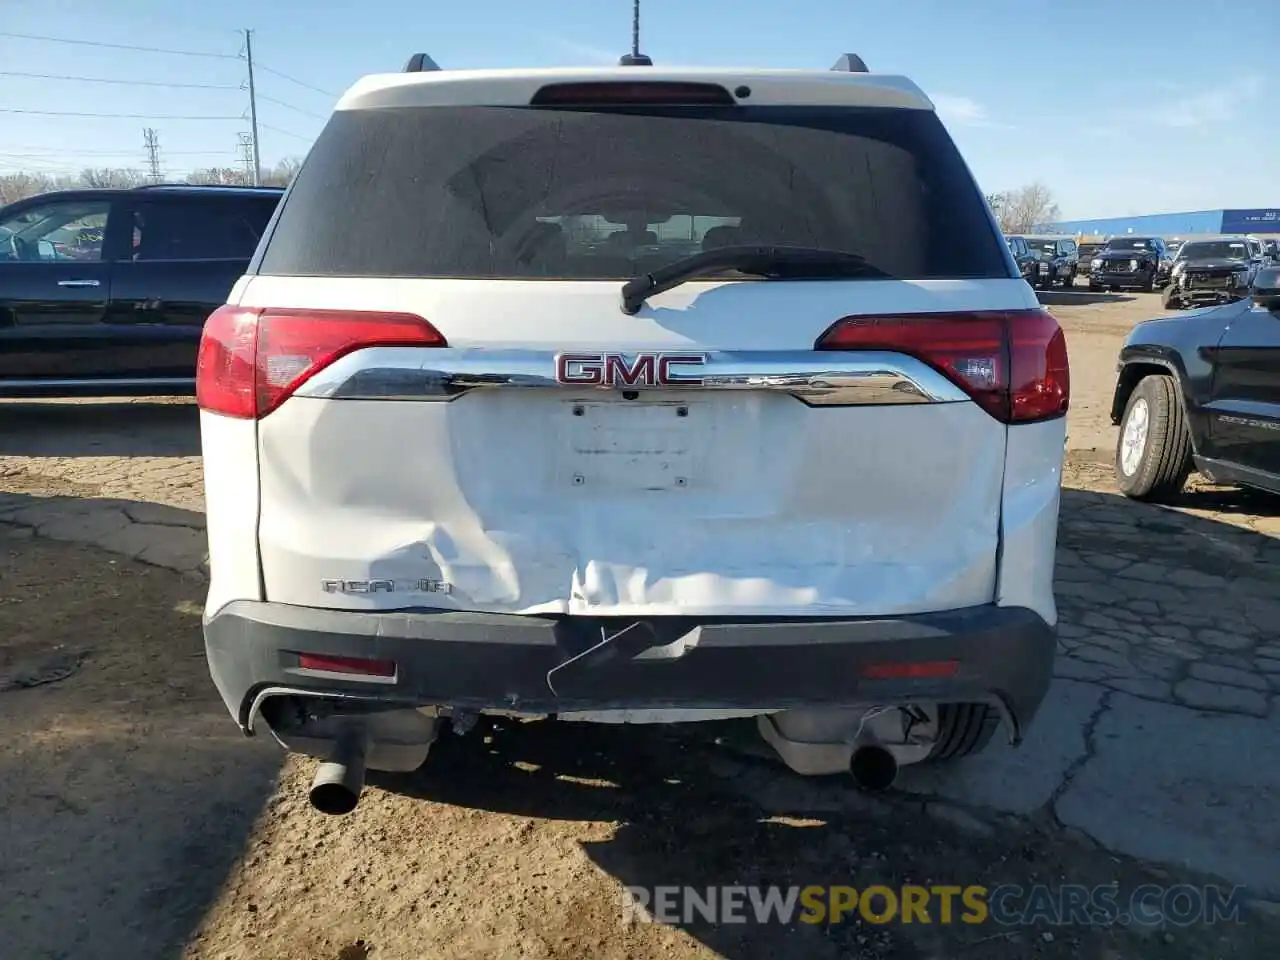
[
  {"left": 404, "top": 53, "right": 441, "bottom": 72},
  {"left": 831, "top": 53, "right": 869, "bottom": 73},
  {"left": 132, "top": 183, "right": 285, "bottom": 191}
]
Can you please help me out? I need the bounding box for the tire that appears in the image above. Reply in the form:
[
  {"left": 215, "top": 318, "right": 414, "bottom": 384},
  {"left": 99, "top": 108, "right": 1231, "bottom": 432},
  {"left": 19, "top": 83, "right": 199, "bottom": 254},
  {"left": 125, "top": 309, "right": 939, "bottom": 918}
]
[
  {"left": 924, "top": 703, "right": 1000, "bottom": 763},
  {"left": 1061, "top": 269, "right": 1074, "bottom": 288},
  {"left": 1114, "top": 374, "right": 1192, "bottom": 501},
  {"left": 1141, "top": 270, "right": 1155, "bottom": 293},
  {"left": 1088, "top": 281, "right": 1102, "bottom": 292},
  {"left": 1162, "top": 286, "right": 1183, "bottom": 310}
]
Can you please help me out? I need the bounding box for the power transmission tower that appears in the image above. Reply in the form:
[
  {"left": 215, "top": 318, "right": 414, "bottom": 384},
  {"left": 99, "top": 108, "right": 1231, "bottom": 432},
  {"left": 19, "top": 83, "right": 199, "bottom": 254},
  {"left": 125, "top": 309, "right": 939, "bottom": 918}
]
[
  {"left": 142, "top": 127, "right": 163, "bottom": 183},
  {"left": 242, "top": 28, "right": 262, "bottom": 185},
  {"left": 237, "top": 133, "right": 256, "bottom": 185}
]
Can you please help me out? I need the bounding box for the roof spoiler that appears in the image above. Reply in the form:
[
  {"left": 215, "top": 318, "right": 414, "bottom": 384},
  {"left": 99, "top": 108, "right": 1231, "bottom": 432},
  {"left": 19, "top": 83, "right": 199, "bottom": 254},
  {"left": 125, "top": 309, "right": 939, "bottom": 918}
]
[
  {"left": 403, "top": 53, "right": 442, "bottom": 72},
  {"left": 830, "top": 53, "right": 869, "bottom": 73}
]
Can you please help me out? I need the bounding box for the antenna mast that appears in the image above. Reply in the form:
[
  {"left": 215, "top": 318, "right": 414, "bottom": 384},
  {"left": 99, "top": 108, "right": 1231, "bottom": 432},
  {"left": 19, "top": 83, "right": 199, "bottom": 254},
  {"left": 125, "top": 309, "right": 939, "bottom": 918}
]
[{"left": 619, "top": 0, "right": 652, "bottom": 65}]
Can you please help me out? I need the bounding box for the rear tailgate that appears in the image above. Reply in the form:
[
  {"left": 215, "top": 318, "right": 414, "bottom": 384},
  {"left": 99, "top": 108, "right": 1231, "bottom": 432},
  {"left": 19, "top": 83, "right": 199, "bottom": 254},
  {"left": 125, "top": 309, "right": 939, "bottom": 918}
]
[
  {"left": 243, "top": 276, "right": 1041, "bottom": 616},
  {"left": 214, "top": 73, "right": 1063, "bottom": 618}
]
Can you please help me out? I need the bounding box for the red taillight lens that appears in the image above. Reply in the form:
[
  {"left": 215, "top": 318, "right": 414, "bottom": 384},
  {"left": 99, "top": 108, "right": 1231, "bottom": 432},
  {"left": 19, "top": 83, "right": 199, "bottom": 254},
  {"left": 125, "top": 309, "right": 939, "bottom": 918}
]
[
  {"left": 196, "top": 306, "right": 447, "bottom": 419},
  {"left": 814, "top": 309, "right": 1069, "bottom": 424},
  {"left": 296, "top": 653, "right": 396, "bottom": 678},
  {"left": 196, "top": 305, "right": 259, "bottom": 418}
]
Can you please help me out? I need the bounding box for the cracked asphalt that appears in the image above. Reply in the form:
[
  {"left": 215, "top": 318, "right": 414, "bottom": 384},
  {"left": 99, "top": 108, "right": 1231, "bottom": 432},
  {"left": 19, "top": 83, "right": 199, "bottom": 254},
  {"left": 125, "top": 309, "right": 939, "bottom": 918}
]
[{"left": 2, "top": 293, "right": 1279, "bottom": 957}]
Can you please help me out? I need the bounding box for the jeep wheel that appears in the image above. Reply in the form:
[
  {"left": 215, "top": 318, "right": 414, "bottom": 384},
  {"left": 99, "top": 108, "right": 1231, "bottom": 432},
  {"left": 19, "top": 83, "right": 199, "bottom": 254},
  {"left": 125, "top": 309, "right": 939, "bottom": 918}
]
[
  {"left": 1141, "top": 270, "right": 1155, "bottom": 293},
  {"left": 1088, "top": 281, "right": 1102, "bottom": 292},
  {"left": 924, "top": 703, "right": 1000, "bottom": 763},
  {"left": 1115, "top": 374, "right": 1192, "bottom": 501},
  {"left": 1060, "top": 270, "right": 1074, "bottom": 288},
  {"left": 1162, "top": 286, "right": 1183, "bottom": 310}
]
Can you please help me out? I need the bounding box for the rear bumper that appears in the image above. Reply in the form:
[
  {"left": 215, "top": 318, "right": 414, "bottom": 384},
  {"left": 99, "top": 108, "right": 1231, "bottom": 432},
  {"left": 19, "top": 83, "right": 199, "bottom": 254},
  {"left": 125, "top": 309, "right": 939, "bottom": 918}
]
[{"left": 204, "top": 601, "right": 1057, "bottom": 742}]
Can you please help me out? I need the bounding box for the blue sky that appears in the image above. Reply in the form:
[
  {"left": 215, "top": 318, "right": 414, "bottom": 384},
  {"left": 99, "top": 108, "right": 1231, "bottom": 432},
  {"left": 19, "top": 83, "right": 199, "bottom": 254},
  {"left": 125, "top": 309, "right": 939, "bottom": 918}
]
[{"left": 1, "top": 0, "right": 1275, "bottom": 218}]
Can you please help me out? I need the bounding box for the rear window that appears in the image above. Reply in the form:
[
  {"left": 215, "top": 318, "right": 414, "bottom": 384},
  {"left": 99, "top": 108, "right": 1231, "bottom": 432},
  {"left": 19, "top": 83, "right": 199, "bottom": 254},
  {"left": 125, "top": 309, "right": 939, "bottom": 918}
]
[{"left": 259, "top": 104, "right": 1010, "bottom": 281}]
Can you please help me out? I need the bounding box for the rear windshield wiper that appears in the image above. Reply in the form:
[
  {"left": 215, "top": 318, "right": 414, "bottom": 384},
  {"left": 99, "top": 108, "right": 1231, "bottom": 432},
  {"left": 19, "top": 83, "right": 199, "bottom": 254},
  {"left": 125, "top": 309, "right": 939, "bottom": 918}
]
[{"left": 620, "top": 245, "right": 887, "bottom": 315}]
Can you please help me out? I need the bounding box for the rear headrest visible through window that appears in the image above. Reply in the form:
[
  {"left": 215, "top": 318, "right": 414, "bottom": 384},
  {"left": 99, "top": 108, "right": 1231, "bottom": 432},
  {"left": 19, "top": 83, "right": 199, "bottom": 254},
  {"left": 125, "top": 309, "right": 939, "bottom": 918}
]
[{"left": 702, "top": 225, "right": 741, "bottom": 251}]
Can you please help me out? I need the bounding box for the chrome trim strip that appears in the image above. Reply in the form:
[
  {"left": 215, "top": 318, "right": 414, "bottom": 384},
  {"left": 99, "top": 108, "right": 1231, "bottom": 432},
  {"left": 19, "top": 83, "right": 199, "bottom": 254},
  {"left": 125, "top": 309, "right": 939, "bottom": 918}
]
[
  {"left": 295, "top": 348, "right": 970, "bottom": 406},
  {"left": 0, "top": 377, "right": 195, "bottom": 389}
]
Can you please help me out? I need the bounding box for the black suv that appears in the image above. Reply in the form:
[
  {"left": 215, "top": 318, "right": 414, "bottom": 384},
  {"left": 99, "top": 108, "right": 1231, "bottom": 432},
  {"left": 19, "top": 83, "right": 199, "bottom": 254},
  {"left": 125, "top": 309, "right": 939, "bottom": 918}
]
[
  {"left": 1088, "top": 236, "right": 1166, "bottom": 292},
  {"left": 1111, "top": 266, "right": 1280, "bottom": 500},
  {"left": 0, "top": 184, "right": 283, "bottom": 397},
  {"left": 1019, "top": 236, "right": 1079, "bottom": 288},
  {"left": 1162, "top": 236, "right": 1261, "bottom": 310}
]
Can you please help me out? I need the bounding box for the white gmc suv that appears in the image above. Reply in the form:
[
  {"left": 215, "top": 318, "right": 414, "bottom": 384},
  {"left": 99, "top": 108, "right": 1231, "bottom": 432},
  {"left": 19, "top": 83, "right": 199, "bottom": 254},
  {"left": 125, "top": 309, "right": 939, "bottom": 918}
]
[{"left": 196, "top": 54, "right": 1070, "bottom": 815}]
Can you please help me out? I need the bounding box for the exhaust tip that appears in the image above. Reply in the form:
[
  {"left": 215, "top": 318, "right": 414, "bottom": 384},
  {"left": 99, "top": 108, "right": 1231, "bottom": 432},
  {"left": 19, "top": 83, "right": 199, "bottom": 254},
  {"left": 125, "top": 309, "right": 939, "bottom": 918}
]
[
  {"left": 849, "top": 744, "right": 898, "bottom": 793},
  {"left": 308, "top": 728, "right": 369, "bottom": 815},
  {"left": 309, "top": 770, "right": 362, "bottom": 816}
]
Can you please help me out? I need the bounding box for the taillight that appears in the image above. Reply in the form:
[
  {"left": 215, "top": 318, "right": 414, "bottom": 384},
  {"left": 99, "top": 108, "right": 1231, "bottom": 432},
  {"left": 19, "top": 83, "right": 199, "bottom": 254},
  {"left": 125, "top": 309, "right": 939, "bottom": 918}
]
[
  {"left": 814, "top": 309, "right": 1069, "bottom": 424},
  {"left": 196, "top": 306, "right": 447, "bottom": 419}
]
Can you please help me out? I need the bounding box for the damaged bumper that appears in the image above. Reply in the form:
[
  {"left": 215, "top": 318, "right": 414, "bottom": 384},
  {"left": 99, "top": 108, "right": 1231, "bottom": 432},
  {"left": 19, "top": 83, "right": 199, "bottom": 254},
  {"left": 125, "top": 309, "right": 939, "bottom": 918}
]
[{"left": 204, "top": 600, "right": 1057, "bottom": 744}]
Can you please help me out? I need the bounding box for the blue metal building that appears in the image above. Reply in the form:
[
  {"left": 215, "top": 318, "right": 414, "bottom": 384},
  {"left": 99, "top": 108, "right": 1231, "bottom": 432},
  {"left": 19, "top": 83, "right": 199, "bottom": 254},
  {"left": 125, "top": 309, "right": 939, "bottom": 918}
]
[{"left": 1034, "top": 208, "right": 1280, "bottom": 238}]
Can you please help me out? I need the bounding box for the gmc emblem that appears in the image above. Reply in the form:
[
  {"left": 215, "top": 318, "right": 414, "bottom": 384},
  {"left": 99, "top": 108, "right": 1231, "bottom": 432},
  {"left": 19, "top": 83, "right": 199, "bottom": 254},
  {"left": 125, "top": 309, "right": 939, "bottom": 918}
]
[{"left": 555, "top": 352, "right": 707, "bottom": 387}]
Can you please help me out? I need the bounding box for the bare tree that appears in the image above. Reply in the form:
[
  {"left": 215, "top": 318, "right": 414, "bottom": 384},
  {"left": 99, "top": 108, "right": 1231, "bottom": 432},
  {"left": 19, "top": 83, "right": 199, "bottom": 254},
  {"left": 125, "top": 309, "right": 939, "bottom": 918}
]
[
  {"left": 994, "top": 183, "right": 1061, "bottom": 234},
  {"left": 260, "top": 157, "right": 302, "bottom": 187},
  {"left": 186, "top": 167, "right": 250, "bottom": 186},
  {"left": 78, "top": 167, "right": 146, "bottom": 189},
  {"left": 1, "top": 172, "right": 74, "bottom": 205}
]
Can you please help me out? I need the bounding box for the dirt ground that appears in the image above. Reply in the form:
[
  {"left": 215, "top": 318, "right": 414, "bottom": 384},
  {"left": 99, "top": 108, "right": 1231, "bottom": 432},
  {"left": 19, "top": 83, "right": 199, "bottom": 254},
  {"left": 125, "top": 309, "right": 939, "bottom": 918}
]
[{"left": 3, "top": 290, "right": 1279, "bottom": 960}]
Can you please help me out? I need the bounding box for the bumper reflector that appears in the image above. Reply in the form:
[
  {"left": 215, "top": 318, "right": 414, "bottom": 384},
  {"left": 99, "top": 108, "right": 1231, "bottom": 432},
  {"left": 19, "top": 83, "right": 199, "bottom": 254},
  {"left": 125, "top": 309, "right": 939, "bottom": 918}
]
[
  {"left": 861, "top": 660, "right": 959, "bottom": 680},
  {"left": 295, "top": 653, "right": 397, "bottom": 678}
]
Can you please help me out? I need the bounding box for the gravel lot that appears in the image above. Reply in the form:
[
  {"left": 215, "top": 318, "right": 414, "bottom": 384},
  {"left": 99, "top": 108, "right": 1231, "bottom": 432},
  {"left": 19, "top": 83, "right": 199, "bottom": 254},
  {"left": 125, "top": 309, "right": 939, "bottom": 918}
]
[{"left": 2, "top": 290, "right": 1279, "bottom": 959}]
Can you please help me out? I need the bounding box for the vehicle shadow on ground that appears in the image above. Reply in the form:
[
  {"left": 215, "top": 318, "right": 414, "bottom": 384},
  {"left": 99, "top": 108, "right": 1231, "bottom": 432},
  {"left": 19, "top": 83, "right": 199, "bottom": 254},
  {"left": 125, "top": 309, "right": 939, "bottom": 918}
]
[
  {"left": 1169, "top": 482, "right": 1280, "bottom": 518},
  {"left": 0, "top": 527, "right": 280, "bottom": 960},
  {"left": 1037, "top": 290, "right": 1137, "bottom": 306},
  {"left": 1062, "top": 483, "right": 1280, "bottom": 584},
  {"left": 379, "top": 719, "right": 898, "bottom": 957},
  {"left": 0, "top": 400, "right": 200, "bottom": 457}
]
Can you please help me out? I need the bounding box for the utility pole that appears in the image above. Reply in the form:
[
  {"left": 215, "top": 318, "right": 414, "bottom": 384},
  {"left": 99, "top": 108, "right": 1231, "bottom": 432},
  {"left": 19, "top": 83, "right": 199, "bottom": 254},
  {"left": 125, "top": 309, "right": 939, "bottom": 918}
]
[
  {"left": 243, "top": 28, "right": 262, "bottom": 186},
  {"left": 142, "top": 127, "right": 162, "bottom": 183}
]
